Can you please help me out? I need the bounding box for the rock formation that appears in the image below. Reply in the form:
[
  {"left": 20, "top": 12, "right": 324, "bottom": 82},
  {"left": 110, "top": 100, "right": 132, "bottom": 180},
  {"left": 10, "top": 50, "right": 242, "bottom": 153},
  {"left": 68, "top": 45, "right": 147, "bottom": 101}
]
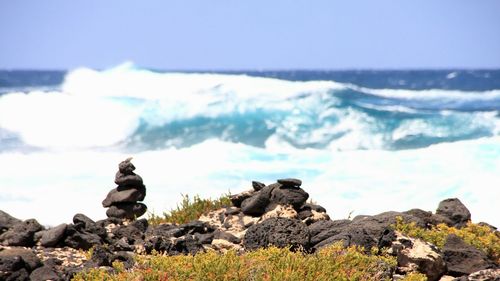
[
  {"left": 0, "top": 177, "right": 498, "bottom": 280},
  {"left": 102, "top": 158, "right": 147, "bottom": 220}
]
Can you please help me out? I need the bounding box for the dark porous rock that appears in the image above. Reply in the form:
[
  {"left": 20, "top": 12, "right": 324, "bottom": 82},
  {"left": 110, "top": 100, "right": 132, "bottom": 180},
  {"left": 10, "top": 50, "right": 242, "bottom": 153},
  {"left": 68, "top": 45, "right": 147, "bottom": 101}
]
[
  {"left": 102, "top": 185, "right": 146, "bottom": 207},
  {"left": 145, "top": 236, "right": 172, "bottom": 253},
  {"left": 146, "top": 223, "right": 183, "bottom": 238},
  {"left": 73, "top": 214, "right": 107, "bottom": 239},
  {"left": 230, "top": 190, "right": 255, "bottom": 208},
  {"left": 179, "top": 220, "right": 214, "bottom": 235},
  {"left": 314, "top": 225, "right": 377, "bottom": 251},
  {"left": 64, "top": 224, "right": 102, "bottom": 250},
  {"left": 106, "top": 202, "right": 147, "bottom": 220},
  {"left": 277, "top": 178, "right": 302, "bottom": 187},
  {"left": 171, "top": 235, "right": 204, "bottom": 255},
  {"left": 243, "top": 217, "right": 310, "bottom": 251},
  {"left": 351, "top": 211, "right": 425, "bottom": 242},
  {"left": 0, "top": 248, "right": 42, "bottom": 272},
  {"left": 241, "top": 185, "right": 275, "bottom": 216},
  {"left": 378, "top": 229, "right": 397, "bottom": 249},
  {"left": 436, "top": 198, "right": 471, "bottom": 228},
  {"left": 195, "top": 232, "right": 215, "bottom": 244},
  {"left": 112, "top": 223, "right": 145, "bottom": 243},
  {"left": 89, "top": 245, "right": 114, "bottom": 267},
  {"left": 112, "top": 251, "right": 135, "bottom": 269},
  {"left": 270, "top": 186, "right": 309, "bottom": 209},
  {"left": 0, "top": 255, "right": 29, "bottom": 281},
  {"left": 40, "top": 223, "right": 67, "bottom": 247},
  {"left": 308, "top": 219, "right": 352, "bottom": 246},
  {"left": 29, "top": 265, "right": 61, "bottom": 281},
  {"left": 404, "top": 209, "right": 435, "bottom": 228},
  {"left": 111, "top": 238, "right": 135, "bottom": 252},
  {"left": 0, "top": 219, "right": 43, "bottom": 246},
  {"left": 300, "top": 203, "right": 327, "bottom": 213},
  {"left": 298, "top": 209, "right": 313, "bottom": 220},
  {"left": 252, "top": 181, "right": 266, "bottom": 191},
  {"left": 114, "top": 172, "right": 143, "bottom": 186},
  {"left": 131, "top": 218, "right": 149, "bottom": 232},
  {"left": 213, "top": 229, "right": 241, "bottom": 244},
  {"left": 443, "top": 234, "right": 494, "bottom": 276},
  {"left": 0, "top": 210, "right": 22, "bottom": 234}
]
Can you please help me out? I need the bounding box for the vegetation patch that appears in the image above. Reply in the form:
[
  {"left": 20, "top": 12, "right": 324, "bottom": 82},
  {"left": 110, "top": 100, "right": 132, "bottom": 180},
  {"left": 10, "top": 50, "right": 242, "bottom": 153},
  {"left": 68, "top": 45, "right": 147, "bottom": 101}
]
[
  {"left": 148, "top": 193, "right": 232, "bottom": 225},
  {"left": 393, "top": 216, "right": 500, "bottom": 264}
]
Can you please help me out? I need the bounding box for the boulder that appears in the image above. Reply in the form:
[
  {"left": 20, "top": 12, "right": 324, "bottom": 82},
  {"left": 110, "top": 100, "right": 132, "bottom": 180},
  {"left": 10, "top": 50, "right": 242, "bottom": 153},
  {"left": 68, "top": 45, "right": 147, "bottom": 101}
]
[
  {"left": 0, "top": 210, "right": 21, "bottom": 234},
  {"left": 241, "top": 187, "right": 273, "bottom": 216},
  {"left": 106, "top": 202, "right": 147, "bottom": 220},
  {"left": 314, "top": 225, "right": 377, "bottom": 251},
  {"left": 442, "top": 234, "right": 494, "bottom": 276},
  {"left": 40, "top": 223, "right": 67, "bottom": 247},
  {"left": 243, "top": 217, "right": 310, "bottom": 251},
  {"left": 0, "top": 219, "right": 43, "bottom": 246},
  {"left": 0, "top": 248, "right": 42, "bottom": 272},
  {"left": 64, "top": 224, "right": 103, "bottom": 250},
  {"left": 102, "top": 186, "right": 146, "bottom": 207},
  {"left": 29, "top": 266, "right": 61, "bottom": 281},
  {"left": 308, "top": 219, "right": 352, "bottom": 246},
  {"left": 436, "top": 198, "right": 471, "bottom": 228},
  {"left": 0, "top": 255, "right": 29, "bottom": 281},
  {"left": 269, "top": 186, "right": 309, "bottom": 209},
  {"left": 114, "top": 172, "right": 143, "bottom": 186},
  {"left": 229, "top": 190, "right": 254, "bottom": 208}
]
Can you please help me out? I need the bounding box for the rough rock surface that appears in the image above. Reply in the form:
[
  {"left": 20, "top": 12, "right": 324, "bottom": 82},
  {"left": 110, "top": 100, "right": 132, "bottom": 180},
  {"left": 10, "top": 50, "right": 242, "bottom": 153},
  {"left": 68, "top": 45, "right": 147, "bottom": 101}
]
[
  {"left": 243, "top": 217, "right": 310, "bottom": 251},
  {"left": 435, "top": 198, "right": 471, "bottom": 228},
  {"left": 442, "top": 234, "right": 494, "bottom": 276}
]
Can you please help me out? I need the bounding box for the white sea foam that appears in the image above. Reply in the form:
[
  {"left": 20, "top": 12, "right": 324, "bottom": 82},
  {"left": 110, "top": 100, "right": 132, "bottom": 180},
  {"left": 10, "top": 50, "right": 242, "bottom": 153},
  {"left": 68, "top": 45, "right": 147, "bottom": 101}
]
[{"left": 0, "top": 137, "right": 499, "bottom": 227}]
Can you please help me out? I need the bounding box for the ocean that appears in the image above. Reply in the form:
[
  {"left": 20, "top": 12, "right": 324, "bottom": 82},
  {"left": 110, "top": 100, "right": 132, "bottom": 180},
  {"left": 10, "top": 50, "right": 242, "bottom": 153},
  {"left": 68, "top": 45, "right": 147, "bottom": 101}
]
[{"left": 1, "top": 63, "right": 499, "bottom": 227}]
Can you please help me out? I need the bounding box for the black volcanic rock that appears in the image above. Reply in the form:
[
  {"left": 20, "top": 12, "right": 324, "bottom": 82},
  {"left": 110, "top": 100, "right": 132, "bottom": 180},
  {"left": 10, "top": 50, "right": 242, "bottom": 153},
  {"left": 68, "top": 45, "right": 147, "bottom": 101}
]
[
  {"left": 436, "top": 198, "right": 471, "bottom": 228},
  {"left": 277, "top": 178, "right": 302, "bottom": 187},
  {"left": 106, "top": 203, "right": 147, "bottom": 220},
  {"left": 0, "top": 210, "right": 22, "bottom": 234},
  {"left": 0, "top": 219, "right": 43, "bottom": 247},
  {"left": 443, "top": 234, "right": 494, "bottom": 276},
  {"left": 40, "top": 223, "right": 67, "bottom": 247},
  {"left": 102, "top": 185, "right": 146, "bottom": 207},
  {"left": 243, "top": 217, "right": 310, "bottom": 251},
  {"left": 270, "top": 185, "right": 309, "bottom": 209}
]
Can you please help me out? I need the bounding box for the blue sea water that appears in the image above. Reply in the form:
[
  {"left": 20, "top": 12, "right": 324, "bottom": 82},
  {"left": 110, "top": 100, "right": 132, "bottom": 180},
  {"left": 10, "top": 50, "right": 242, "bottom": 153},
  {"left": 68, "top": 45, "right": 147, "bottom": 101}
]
[{"left": 0, "top": 63, "right": 499, "bottom": 226}]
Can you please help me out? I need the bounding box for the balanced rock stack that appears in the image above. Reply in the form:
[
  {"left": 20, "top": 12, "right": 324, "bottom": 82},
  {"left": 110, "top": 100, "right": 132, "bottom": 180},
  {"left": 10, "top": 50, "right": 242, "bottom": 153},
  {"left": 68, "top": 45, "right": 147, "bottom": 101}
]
[{"left": 102, "top": 158, "right": 147, "bottom": 220}]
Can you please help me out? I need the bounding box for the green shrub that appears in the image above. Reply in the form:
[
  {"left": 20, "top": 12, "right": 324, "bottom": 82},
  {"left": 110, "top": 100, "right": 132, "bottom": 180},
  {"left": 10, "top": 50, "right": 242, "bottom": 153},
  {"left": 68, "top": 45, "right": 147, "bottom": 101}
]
[
  {"left": 73, "top": 243, "right": 397, "bottom": 281},
  {"left": 148, "top": 193, "right": 232, "bottom": 225},
  {"left": 393, "top": 216, "right": 500, "bottom": 264}
]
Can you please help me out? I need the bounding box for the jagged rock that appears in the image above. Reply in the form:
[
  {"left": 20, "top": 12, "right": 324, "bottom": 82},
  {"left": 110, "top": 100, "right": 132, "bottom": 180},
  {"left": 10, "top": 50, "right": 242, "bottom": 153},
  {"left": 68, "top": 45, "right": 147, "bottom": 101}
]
[
  {"left": 443, "top": 234, "right": 494, "bottom": 276},
  {"left": 277, "top": 178, "right": 302, "bottom": 187},
  {"left": 106, "top": 202, "right": 147, "bottom": 219},
  {"left": 118, "top": 157, "right": 135, "bottom": 173},
  {"left": 252, "top": 181, "right": 266, "bottom": 191},
  {"left": 243, "top": 217, "right": 310, "bottom": 251},
  {"left": 0, "top": 255, "right": 29, "bottom": 281},
  {"left": 389, "top": 232, "right": 446, "bottom": 281},
  {"left": 314, "top": 225, "right": 377, "bottom": 251},
  {"left": 112, "top": 223, "right": 145, "bottom": 244},
  {"left": 436, "top": 198, "right": 471, "bottom": 228},
  {"left": 213, "top": 229, "right": 241, "bottom": 244},
  {"left": 29, "top": 265, "right": 61, "bottom": 281},
  {"left": 230, "top": 190, "right": 255, "bottom": 208},
  {"left": 179, "top": 220, "right": 214, "bottom": 235},
  {"left": 269, "top": 186, "right": 309, "bottom": 209},
  {"left": 0, "top": 210, "right": 22, "bottom": 234},
  {"left": 102, "top": 185, "right": 146, "bottom": 207},
  {"left": 0, "top": 219, "right": 43, "bottom": 246},
  {"left": 40, "top": 223, "right": 67, "bottom": 247},
  {"left": 0, "top": 248, "right": 42, "bottom": 272},
  {"left": 64, "top": 224, "right": 102, "bottom": 250},
  {"left": 146, "top": 223, "right": 183, "bottom": 238},
  {"left": 308, "top": 219, "right": 352, "bottom": 246},
  {"left": 241, "top": 188, "right": 273, "bottom": 216}
]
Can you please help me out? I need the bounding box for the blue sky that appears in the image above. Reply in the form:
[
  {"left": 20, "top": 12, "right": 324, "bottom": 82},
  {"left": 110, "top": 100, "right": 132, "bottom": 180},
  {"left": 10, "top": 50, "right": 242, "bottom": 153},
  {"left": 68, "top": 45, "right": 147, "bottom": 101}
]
[{"left": 0, "top": 0, "right": 499, "bottom": 70}]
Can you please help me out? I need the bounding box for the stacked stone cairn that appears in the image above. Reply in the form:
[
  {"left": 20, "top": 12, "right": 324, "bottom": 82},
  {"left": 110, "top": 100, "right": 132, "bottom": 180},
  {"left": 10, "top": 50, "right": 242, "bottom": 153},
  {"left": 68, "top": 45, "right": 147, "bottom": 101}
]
[{"left": 102, "top": 158, "right": 147, "bottom": 220}]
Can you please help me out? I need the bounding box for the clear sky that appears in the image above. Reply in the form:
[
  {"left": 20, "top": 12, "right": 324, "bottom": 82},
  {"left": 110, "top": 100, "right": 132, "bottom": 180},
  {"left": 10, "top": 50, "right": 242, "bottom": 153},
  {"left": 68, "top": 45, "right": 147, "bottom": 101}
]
[{"left": 0, "top": 0, "right": 499, "bottom": 70}]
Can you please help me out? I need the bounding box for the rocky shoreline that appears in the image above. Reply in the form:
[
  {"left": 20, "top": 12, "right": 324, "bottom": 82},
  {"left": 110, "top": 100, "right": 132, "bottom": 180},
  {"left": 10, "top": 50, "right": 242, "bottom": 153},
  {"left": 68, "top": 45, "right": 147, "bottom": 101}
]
[{"left": 1, "top": 159, "right": 499, "bottom": 281}]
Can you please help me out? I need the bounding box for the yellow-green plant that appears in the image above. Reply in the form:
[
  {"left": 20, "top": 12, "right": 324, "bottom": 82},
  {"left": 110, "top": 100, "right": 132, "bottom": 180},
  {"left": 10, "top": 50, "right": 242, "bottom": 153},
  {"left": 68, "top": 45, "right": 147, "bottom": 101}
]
[
  {"left": 73, "top": 243, "right": 397, "bottom": 281},
  {"left": 148, "top": 193, "right": 232, "bottom": 225},
  {"left": 393, "top": 216, "right": 500, "bottom": 264}
]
